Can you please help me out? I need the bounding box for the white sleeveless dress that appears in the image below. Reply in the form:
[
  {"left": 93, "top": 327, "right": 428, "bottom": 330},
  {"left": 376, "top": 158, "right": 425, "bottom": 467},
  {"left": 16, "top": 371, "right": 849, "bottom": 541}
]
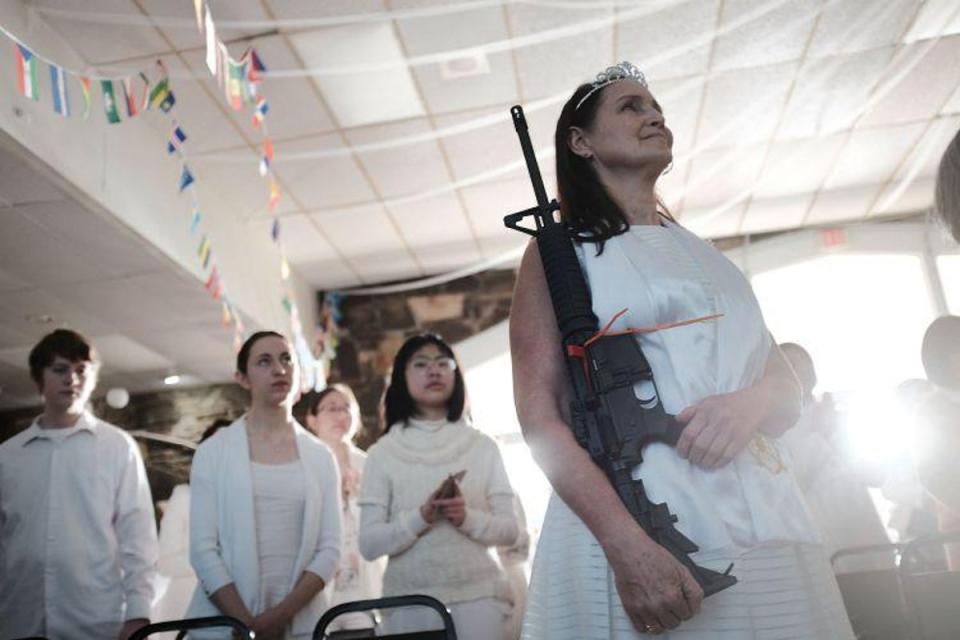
[{"left": 522, "top": 221, "right": 854, "bottom": 639}]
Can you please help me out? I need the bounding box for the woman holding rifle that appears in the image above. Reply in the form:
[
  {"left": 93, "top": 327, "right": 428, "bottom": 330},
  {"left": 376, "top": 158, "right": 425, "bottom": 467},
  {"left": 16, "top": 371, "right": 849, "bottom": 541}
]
[{"left": 509, "top": 63, "right": 853, "bottom": 638}]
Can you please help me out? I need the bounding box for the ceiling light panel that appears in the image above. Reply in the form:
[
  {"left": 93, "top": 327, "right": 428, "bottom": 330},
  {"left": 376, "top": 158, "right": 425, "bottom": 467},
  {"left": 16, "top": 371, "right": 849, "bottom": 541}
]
[{"left": 289, "top": 24, "right": 425, "bottom": 127}]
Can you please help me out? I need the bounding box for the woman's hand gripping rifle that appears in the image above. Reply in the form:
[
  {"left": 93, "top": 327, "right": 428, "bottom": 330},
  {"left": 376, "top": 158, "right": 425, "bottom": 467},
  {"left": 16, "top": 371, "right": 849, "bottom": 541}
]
[{"left": 504, "top": 105, "right": 736, "bottom": 597}]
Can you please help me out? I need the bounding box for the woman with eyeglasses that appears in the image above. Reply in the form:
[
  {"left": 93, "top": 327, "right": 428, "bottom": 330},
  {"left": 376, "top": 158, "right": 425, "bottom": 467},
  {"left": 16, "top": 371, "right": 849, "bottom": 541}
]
[
  {"left": 357, "top": 333, "right": 520, "bottom": 640},
  {"left": 186, "top": 331, "right": 342, "bottom": 639},
  {"left": 293, "top": 385, "right": 385, "bottom": 630}
]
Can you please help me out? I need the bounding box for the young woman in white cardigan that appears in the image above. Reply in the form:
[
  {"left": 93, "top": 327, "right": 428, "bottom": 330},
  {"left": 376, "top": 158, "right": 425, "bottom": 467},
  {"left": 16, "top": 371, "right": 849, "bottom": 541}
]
[
  {"left": 358, "top": 333, "right": 520, "bottom": 640},
  {"left": 186, "top": 331, "right": 342, "bottom": 639}
]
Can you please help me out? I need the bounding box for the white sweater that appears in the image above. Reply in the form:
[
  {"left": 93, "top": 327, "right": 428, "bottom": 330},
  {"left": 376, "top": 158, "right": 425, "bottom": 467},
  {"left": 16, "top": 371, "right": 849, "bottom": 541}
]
[{"left": 358, "top": 417, "right": 519, "bottom": 605}]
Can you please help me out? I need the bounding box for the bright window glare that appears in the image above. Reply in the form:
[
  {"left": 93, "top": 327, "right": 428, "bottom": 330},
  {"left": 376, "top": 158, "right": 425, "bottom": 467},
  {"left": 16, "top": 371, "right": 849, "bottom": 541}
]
[
  {"left": 751, "top": 254, "right": 934, "bottom": 393},
  {"left": 465, "top": 350, "right": 551, "bottom": 535},
  {"left": 937, "top": 254, "right": 960, "bottom": 314}
]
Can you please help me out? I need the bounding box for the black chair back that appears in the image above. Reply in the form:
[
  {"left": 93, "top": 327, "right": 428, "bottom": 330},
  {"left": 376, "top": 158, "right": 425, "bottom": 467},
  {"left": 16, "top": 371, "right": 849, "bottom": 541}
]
[{"left": 313, "top": 595, "right": 457, "bottom": 640}]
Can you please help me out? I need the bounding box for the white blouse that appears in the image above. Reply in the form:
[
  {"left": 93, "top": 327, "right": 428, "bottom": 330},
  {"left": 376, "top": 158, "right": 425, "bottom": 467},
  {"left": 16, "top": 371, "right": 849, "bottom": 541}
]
[
  {"left": 576, "top": 220, "right": 819, "bottom": 549},
  {"left": 252, "top": 461, "right": 306, "bottom": 609}
]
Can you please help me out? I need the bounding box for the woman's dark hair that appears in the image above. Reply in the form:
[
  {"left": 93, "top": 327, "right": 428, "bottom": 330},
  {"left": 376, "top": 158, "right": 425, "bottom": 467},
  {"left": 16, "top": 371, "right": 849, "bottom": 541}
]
[
  {"left": 292, "top": 384, "right": 359, "bottom": 434},
  {"left": 236, "top": 330, "right": 285, "bottom": 375},
  {"left": 200, "top": 418, "right": 232, "bottom": 443},
  {"left": 382, "top": 333, "right": 467, "bottom": 432},
  {"left": 555, "top": 82, "right": 675, "bottom": 253},
  {"left": 29, "top": 329, "right": 100, "bottom": 386}
]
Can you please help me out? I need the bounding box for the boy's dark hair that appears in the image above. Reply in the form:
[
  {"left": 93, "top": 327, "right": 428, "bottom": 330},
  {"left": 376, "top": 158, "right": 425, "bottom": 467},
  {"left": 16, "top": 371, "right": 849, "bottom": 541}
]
[
  {"left": 382, "top": 333, "right": 467, "bottom": 433},
  {"left": 28, "top": 329, "right": 100, "bottom": 386}
]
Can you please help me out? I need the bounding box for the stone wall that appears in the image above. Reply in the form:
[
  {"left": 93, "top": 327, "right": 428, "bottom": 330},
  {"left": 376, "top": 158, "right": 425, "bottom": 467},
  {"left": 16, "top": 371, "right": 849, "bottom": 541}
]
[{"left": 327, "top": 267, "right": 517, "bottom": 449}]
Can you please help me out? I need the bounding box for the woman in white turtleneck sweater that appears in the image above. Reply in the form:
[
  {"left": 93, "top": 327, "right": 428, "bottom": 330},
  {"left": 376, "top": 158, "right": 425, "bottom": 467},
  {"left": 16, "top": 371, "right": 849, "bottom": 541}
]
[{"left": 358, "top": 333, "right": 520, "bottom": 640}]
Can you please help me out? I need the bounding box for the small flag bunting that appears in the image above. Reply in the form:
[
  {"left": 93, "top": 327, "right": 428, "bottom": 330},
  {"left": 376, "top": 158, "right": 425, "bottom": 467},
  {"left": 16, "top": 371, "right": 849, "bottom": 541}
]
[
  {"left": 262, "top": 138, "right": 274, "bottom": 162},
  {"left": 268, "top": 178, "right": 280, "bottom": 211},
  {"left": 281, "top": 294, "right": 293, "bottom": 314},
  {"left": 197, "top": 235, "right": 212, "bottom": 268},
  {"left": 101, "top": 80, "right": 120, "bottom": 124},
  {"left": 271, "top": 218, "right": 280, "bottom": 241},
  {"left": 190, "top": 209, "right": 203, "bottom": 235},
  {"left": 205, "top": 267, "right": 221, "bottom": 300},
  {"left": 120, "top": 78, "right": 137, "bottom": 117},
  {"left": 15, "top": 44, "right": 39, "bottom": 100},
  {"left": 80, "top": 77, "right": 92, "bottom": 119},
  {"left": 252, "top": 98, "right": 269, "bottom": 128},
  {"left": 167, "top": 125, "right": 187, "bottom": 154},
  {"left": 179, "top": 165, "right": 195, "bottom": 192},
  {"left": 149, "top": 78, "right": 175, "bottom": 112},
  {"left": 49, "top": 65, "right": 69, "bottom": 116},
  {"left": 139, "top": 72, "right": 151, "bottom": 112},
  {"left": 280, "top": 255, "right": 290, "bottom": 280},
  {"left": 204, "top": 9, "right": 217, "bottom": 74}
]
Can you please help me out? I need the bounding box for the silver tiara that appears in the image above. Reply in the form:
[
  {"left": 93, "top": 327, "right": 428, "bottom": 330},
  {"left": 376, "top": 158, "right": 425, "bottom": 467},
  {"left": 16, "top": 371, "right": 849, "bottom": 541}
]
[{"left": 575, "top": 61, "right": 648, "bottom": 110}]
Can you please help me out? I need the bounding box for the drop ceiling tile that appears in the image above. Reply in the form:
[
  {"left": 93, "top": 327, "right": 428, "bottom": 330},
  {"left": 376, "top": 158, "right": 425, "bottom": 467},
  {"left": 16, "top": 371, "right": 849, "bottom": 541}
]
[
  {"left": 191, "top": 153, "right": 299, "bottom": 219},
  {"left": 294, "top": 257, "right": 360, "bottom": 290},
  {"left": 699, "top": 63, "right": 797, "bottom": 150},
  {"left": 311, "top": 204, "right": 417, "bottom": 269},
  {"left": 753, "top": 134, "right": 846, "bottom": 198},
  {"left": 507, "top": 3, "right": 614, "bottom": 101},
  {"left": 903, "top": 0, "right": 960, "bottom": 42},
  {"left": 805, "top": 185, "right": 880, "bottom": 224},
  {"left": 777, "top": 48, "right": 895, "bottom": 140},
  {"left": 808, "top": 0, "right": 918, "bottom": 58},
  {"left": 270, "top": 215, "right": 336, "bottom": 264},
  {"left": 290, "top": 24, "right": 425, "bottom": 127},
  {"left": 345, "top": 119, "right": 451, "bottom": 198},
  {"left": 713, "top": 0, "right": 819, "bottom": 72},
  {"left": 267, "top": 0, "right": 386, "bottom": 19},
  {"left": 0, "top": 287, "right": 113, "bottom": 343},
  {"left": 36, "top": 0, "right": 171, "bottom": 64},
  {"left": 432, "top": 105, "right": 525, "bottom": 182},
  {"left": 859, "top": 37, "right": 960, "bottom": 128},
  {"left": 93, "top": 334, "right": 174, "bottom": 372},
  {"left": 393, "top": 1, "right": 507, "bottom": 54},
  {"left": 873, "top": 176, "right": 936, "bottom": 216},
  {"left": 684, "top": 146, "right": 766, "bottom": 210},
  {"left": 824, "top": 122, "right": 926, "bottom": 189},
  {"left": 387, "top": 193, "right": 475, "bottom": 249},
  {"left": 682, "top": 203, "right": 748, "bottom": 239},
  {"left": 414, "top": 240, "right": 484, "bottom": 275},
  {"left": 276, "top": 134, "right": 376, "bottom": 209},
  {"left": 943, "top": 83, "right": 960, "bottom": 115},
  {"left": 892, "top": 115, "right": 960, "bottom": 181},
  {"left": 413, "top": 52, "right": 519, "bottom": 115},
  {"left": 739, "top": 194, "right": 814, "bottom": 234},
  {"left": 142, "top": 0, "right": 270, "bottom": 51},
  {"left": 617, "top": 0, "right": 719, "bottom": 80},
  {"left": 462, "top": 178, "right": 541, "bottom": 240}
]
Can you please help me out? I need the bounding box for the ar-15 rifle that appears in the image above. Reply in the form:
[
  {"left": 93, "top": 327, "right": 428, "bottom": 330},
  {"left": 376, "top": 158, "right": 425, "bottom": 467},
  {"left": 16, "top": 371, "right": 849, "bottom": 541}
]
[{"left": 504, "top": 105, "right": 736, "bottom": 597}]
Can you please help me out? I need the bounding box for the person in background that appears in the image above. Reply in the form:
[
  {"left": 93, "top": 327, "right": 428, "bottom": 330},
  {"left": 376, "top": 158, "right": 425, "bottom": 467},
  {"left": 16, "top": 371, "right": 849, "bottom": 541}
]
[
  {"left": 935, "top": 128, "right": 960, "bottom": 242},
  {"left": 0, "top": 329, "right": 158, "bottom": 640},
  {"left": 917, "top": 316, "right": 960, "bottom": 569},
  {"left": 152, "top": 418, "right": 232, "bottom": 634},
  {"left": 294, "top": 385, "right": 385, "bottom": 630},
  {"left": 358, "top": 333, "right": 519, "bottom": 640},
  {"left": 778, "top": 342, "right": 892, "bottom": 573},
  {"left": 186, "top": 331, "right": 342, "bottom": 639}
]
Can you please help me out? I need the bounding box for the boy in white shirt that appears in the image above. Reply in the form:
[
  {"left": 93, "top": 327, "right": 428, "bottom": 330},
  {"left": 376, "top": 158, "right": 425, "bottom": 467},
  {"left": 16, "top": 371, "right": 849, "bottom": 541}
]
[{"left": 0, "top": 329, "right": 158, "bottom": 639}]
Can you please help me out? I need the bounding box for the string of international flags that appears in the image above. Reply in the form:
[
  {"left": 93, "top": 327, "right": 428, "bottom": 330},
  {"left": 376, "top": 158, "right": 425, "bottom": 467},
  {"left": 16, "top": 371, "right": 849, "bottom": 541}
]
[{"left": 2, "top": 5, "right": 329, "bottom": 386}]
